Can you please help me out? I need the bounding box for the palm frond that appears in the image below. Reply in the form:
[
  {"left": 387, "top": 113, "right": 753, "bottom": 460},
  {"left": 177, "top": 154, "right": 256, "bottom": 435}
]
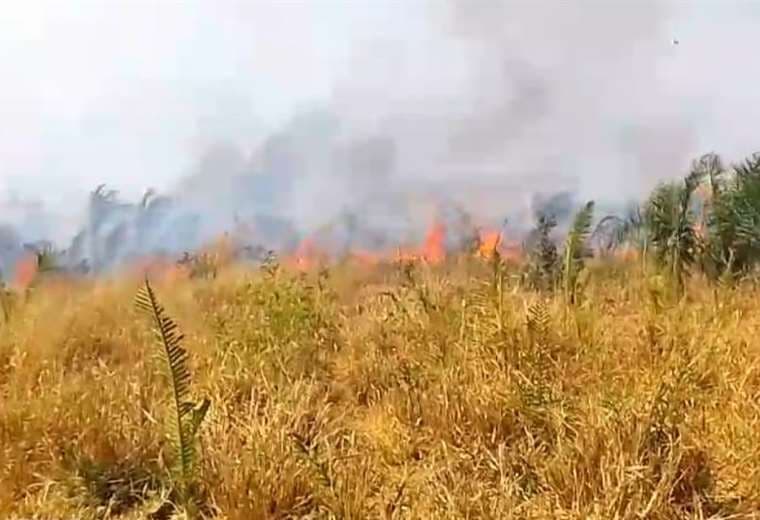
[
  {"left": 591, "top": 215, "right": 624, "bottom": 253},
  {"left": 563, "top": 201, "right": 595, "bottom": 264},
  {"left": 733, "top": 153, "right": 760, "bottom": 181},
  {"left": 692, "top": 152, "right": 724, "bottom": 199},
  {"left": 704, "top": 153, "right": 760, "bottom": 276},
  {"left": 524, "top": 213, "right": 559, "bottom": 291},
  {"left": 140, "top": 188, "right": 157, "bottom": 209},
  {"left": 561, "top": 201, "right": 594, "bottom": 303},
  {"left": 591, "top": 202, "right": 646, "bottom": 255},
  {"left": 645, "top": 177, "right": 699, "bottom": 292}
]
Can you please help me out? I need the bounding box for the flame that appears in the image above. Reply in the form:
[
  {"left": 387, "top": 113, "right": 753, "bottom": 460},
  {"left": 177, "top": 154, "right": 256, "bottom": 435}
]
[
  {"left": 477, "top": 229, "right": 502, "bottom": 259},
  {"left": 421, "top": 220, "right": 446, "bottom": 264},
  {"left": 394, "top": 245, "right": 420, "bottom": 263},
  {"left": 348, "top": 249, "right": 382, "bottom": 267},
  {"left": 294, "top": 238, "right": 316, "bottom": 271},
  {"left": 288, "top": 237, "right": 329, "bottom": 271},
  {"left": 500, "top": 242, "right": 524, "bottom": 263},
  {"left": 475, "top": 227, "right": 524, "bottom": 263},
  {"left": 69, "top": 206, "right": 540, "bottom": 278},
  {"left": 130, "top": 256, "right": 189, "bottom": 284},
  {"left": 12, "top": 252, "right": 38, "bottom": 290},
  {"left": 615, "top": 245, "right": 640, "bottom": 262},
  {"left": 203, "top": 234, "right": 235, "bottom": 267}
]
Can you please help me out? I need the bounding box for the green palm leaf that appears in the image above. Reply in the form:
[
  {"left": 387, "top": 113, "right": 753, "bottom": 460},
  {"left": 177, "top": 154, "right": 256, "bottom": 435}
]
[
  {"left": 645, "top": 174, "right": 700, "bottom": 292},
  {"left": 561, "top": 201, "right": 595, "bottom": 304},
  {"left": 705, "top": 153, "right": 760, "bottom": 276}
]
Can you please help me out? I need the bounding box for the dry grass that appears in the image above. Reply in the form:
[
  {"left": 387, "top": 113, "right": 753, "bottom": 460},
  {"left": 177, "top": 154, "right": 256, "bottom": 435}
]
[{"left": 2, "top": 257, "right": 760, "bottom": 519}]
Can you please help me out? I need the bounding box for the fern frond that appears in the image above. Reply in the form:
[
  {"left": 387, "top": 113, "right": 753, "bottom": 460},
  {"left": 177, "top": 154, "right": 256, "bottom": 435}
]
[
  {"left": 189, "top": 398, "right": 211, "bottom": 439},
  {"left": 135, "top": 279, "right": 208, "bottom": 486},
  {"left": 526, "top": 300, "right": 549, "bottom": 342}
]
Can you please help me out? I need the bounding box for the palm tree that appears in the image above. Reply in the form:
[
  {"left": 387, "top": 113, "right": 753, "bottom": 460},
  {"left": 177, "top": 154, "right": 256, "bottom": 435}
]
[
  {"left": 591, "top": 202, "right": 646, "bottom": 256},
  {"left": 706, "top": 153, "right": 760, "bottom": 276},
  {"left": 644, "top": 171, "right": 701, "bottom": 293},
  {"left": 88, "top": 185, "right": 119, "bottom": 273},
  {"left": 524, "top": 212, "right": 559, "bottom": 291},
  {"left": 561, "top": 201, "right": 594, "bottom": 304}
]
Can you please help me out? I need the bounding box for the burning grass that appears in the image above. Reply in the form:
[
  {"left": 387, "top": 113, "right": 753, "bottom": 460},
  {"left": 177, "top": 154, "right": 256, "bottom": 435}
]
[{"left": 1, "top": 255, "right": 760, "bottom": 518}]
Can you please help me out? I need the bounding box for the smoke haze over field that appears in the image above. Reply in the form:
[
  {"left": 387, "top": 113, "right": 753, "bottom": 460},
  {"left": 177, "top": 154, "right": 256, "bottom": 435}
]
[{"left": 1, "top": 0, "right": 760, "bottom": 254}]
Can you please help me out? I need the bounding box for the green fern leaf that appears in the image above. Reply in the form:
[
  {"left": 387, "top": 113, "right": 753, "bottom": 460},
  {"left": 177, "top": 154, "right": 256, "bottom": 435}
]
[
  {"left": 190, "top": 398, "right": 211, "bottom": 438},
  {"left": 135, "top": 279, "right": 209, "bottom": 486}
]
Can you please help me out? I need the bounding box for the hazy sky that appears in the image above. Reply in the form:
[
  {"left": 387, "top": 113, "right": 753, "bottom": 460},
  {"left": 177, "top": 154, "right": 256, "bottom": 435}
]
[
  {"left": 1, "top": 0, "right": 760, "bottom": 220},
  {"left": 0, "top": 1, "right": 364, "bottom": 201}
]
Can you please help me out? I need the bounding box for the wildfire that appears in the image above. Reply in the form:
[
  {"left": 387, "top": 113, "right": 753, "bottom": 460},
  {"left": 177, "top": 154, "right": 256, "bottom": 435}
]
[
  {"left": 501, "top": 242, "right": 524, "bottom": 263},
  {"left": 129, "top": 256, "right": 190, "bottom": 284},
  {"left": 285, "top": 217, "right": 451, "bottom": 269},
  {"left": 12, "top": 252, "right": 38, "bottom": 291},
  {"left": 477, "top": 229, "right": 502, "bottom": 259},
  {"left": 475, "top": 227, "right": 524, "bottom": 263},
  {"left": 281, "top": 217, "right": 526, "bottom": 270},
  {"left": 2, "top": 203, "right": 540, "bottom": 289},
  {"left": 421, "top": 220, "right": 446, "bottom": 264},
  {"left": 394, "top": 246, "right": 421, "bottom": 263},
  {"left": 348, "top": 249, "right": 383, "bottom": 267},
  {"left": 289, "top": 237, "right": 328, "bottom": 271}
]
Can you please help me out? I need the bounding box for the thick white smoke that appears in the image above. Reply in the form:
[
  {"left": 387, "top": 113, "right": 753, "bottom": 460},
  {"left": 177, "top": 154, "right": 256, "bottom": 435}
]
[{"left": 0, "top": 0, "right": 759, "bottom": 266}]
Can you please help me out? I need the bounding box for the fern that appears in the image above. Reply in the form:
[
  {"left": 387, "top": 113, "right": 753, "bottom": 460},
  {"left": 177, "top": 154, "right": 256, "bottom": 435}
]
[
  {"left": 526, "top": 300, "right": 549, "bottom": 346},
  {"left": 135, "top": 279, "right": 210, "bottom": 499},
  {"left": 522, "top": 300, "right": 554, "bottom": 399},
  {"left": 561, "top": 201, "right": 595, "bottom": 304}
]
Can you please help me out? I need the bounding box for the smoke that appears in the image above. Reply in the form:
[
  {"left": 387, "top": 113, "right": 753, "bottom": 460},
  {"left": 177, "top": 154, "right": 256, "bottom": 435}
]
[{"left": 1, "top": 0, "right": 759, "bottom": 271}]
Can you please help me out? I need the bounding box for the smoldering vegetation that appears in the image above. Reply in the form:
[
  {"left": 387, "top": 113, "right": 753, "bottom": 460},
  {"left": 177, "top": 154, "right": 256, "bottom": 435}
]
[
  {"left": 0, "top": 108, "right": 592, "bottom": 281},
  {"left": 3, "top": 0, "right": 759, "bottom": 282},
  {"left": 4, "top": 3, "right": 760, "bottom": 517}
]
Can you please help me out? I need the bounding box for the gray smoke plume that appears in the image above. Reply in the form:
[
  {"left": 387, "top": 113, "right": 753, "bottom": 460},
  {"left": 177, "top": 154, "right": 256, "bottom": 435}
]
[{"left": 0, "top": 1, "right": 759, "bottom": 273}]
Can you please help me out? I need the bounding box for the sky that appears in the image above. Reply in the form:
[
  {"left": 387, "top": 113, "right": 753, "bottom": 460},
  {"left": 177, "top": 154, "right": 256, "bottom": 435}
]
[
  {"left": 0, "top": 1, "right": 360, "bottom": 199},
  {"left": 1, "top": 0, "right": 760, "bottom": 241}
]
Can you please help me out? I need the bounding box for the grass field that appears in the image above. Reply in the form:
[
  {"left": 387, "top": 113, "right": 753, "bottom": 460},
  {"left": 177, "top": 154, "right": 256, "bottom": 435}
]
[{"left": 2, "top": 254, "right": 760, "bottom": 519}]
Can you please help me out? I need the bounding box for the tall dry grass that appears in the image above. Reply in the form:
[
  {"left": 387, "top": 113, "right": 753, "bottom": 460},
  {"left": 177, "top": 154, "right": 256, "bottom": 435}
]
[{"left": 1, "top": 257, "right": 760, "bottom": 519}]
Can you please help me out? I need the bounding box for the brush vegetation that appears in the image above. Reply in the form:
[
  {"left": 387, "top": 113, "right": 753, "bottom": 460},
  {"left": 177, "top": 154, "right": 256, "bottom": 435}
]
[{"left": 3, "top": 152, "right": 760, "bottom": 518}]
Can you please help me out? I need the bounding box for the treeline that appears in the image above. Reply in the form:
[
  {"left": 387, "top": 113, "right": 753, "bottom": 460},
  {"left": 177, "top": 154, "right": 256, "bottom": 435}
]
[
  {"left": 6, "top": 150, "right": 760, "bottom": 291},
  {"left": 522, "top": 151, "right": 760, "bottom": 297}
]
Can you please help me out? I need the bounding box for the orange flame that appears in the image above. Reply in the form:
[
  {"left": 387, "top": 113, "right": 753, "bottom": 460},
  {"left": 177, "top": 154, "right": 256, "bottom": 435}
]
[
  {"left": 130, "top": 256, "right": 190, "bottom": 284},
  {"left": 348, "top": 249, "right": 382, "bottom": 267},
  {"left": 477, "top": 229, "right": 502, "bottom": 259},
  {"left": 288, "top": 237, "right": 329, "bottom": 271},
  {"left": 500, "top": 242, "right": 524, "bottom": 263},
  {"left": 421, "top": 220, "right": 446, "bottom": 264},
  {"left": 394, "top": 245, "right": 420, "bottom": 263},
  {"left": 475, "top": 227, "right": 524, "bottom": 263},
  {"left": 12, "top": 252, "right": 38, "bottom": 290}
]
